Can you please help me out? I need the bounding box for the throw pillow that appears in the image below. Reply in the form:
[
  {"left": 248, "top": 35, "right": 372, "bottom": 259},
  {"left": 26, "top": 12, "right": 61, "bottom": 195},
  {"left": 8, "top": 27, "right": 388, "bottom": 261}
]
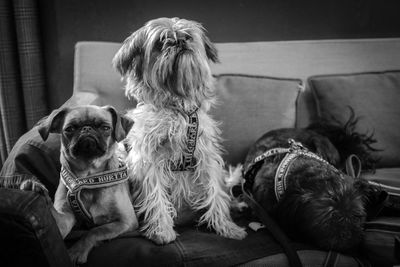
[
  {"left": 309, "top": 71, "right": 400, "bottom": 167},
  {"left": 212, "top": 74, "right": 302, "bottom": 165}
]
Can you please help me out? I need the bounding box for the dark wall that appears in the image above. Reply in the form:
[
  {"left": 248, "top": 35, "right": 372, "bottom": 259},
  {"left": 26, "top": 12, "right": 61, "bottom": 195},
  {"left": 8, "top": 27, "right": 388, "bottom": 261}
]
[{"left": 37, "top": 0, "right": 400, "bottom": 110}]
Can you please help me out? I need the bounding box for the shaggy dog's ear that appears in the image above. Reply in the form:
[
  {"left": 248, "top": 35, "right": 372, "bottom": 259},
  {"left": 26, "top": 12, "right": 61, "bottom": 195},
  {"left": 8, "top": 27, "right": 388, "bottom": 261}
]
[
  {"left": 37, "top": 108, "right": 69, "bottom": 141},
  {"left": 310, "top": 136, "right": 340, "bottom": 166},
  {"left": 105, "top": 106, "right": 134, "bottom": 142},
  {"left": 203, "top": 34, "right": 219, "bottom": 63},
  {"left": 112, "top": 29, "right": 145, "bottom": 77}
]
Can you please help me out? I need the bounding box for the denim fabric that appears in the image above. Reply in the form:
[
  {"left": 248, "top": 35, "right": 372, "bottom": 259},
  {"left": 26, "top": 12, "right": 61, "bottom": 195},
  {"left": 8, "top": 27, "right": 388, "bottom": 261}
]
[
  {"left": 0, "top": 188, "right": 71, "bottom": 267},
  {"left": 0, "top": 126, "right": 61, "bottom": 197},
  {"left": 81, "top": 225, "right": 312, "bottom": 267}
]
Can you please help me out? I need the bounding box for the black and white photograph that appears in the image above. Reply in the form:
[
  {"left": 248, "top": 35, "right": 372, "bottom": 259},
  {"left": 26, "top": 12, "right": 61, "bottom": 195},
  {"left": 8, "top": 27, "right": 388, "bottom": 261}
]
[{"left": 1, "top": 1, "right": 400, "bottom": 266}]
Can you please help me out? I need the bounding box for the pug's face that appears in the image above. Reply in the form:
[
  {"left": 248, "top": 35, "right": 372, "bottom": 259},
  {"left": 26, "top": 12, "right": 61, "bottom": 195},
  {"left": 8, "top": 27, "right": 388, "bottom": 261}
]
[
  {"left": 62, "top": 107, "right": 115, "bottom": 160},
  {"left": 38, "top": 105, "right": 133, "bottom": 162}
]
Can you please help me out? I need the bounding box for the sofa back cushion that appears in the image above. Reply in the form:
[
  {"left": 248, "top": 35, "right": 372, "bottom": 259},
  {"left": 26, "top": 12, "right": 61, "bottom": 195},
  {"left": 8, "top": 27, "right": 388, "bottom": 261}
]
[
  {"left": 212, "top": 74, "right": 301, "bottom": 164},
  {"left": 73, "top": 42, "right": 135, "bottom": 111},
  {"left": 72, "top": 40, "right": 400, "bottom": 165},
  {"left": 309, "top": 71, "right": 400, "bottom": 167}
]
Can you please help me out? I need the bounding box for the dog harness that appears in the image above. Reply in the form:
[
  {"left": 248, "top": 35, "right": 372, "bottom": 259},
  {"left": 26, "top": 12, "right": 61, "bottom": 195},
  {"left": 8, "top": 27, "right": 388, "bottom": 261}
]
[
  {"left": 244, "top": 139, "right": 341, "bottom": 201},
  {"left": 60, "top": 162, "right": 129, "bottom": 226},
  {"left": 172, "top": 107, "right": 199, "bottom": 171},
  {"left": 238, "top": 139, "right": 346, "bottom": 267}
]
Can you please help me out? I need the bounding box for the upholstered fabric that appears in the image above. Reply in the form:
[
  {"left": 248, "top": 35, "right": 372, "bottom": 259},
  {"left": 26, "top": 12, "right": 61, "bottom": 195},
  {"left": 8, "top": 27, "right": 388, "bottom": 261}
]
[
  {"left": 212, "top": 74, "right": 301, "bottom": 164},
  {"left": 364, "top": 217, "right": 400, "bottom": 267},
  {"left": 363, "top": 168, "right": 400, "bottom": 189},
  {"left": 72, "top": 42, "right": 135, "bottom": 112},
  {"left": 210, "top": 38, "right": 400, "bottom": 128},
  {"left": 73, "top": 39, "right": 400, "bottom": 129},
  {"left": 309, "top": 71, "right": 400, "bottom": 167},
  {"left": 81, "top": 225, "right": 313, "bottom": 267}
]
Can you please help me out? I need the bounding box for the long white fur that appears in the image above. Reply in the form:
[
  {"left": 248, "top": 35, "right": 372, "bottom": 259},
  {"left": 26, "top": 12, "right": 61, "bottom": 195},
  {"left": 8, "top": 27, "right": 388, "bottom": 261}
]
[{"left": 114, "top": 17, "right": 246, "bottom": 244}]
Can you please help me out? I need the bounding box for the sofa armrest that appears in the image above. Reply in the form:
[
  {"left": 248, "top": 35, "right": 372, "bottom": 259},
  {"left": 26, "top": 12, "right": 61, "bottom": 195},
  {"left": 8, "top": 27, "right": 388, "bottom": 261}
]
[{"left": 0, "top": 188, "right": 72, "bottom": 267}]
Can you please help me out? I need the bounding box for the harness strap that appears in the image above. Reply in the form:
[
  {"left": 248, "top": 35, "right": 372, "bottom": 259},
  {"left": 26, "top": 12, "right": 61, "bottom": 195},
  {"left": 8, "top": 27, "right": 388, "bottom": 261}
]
[
  {"left": 274, "top": 148, "right": 333, "bottom": 201},
  {"left": 61, "top": 162, "right": 129, "bottom": 226},
  {"left": 244, "top": 147, "right": 290, "bottom": 177},
  {"left": 323, "top": 250, "right": 339, "bottom": 267},
  {"left": 244, "top": 139, "right": 338, "bottom": 202},
  {"left": 241, "top": 183, "right": 303, "bottom": 267},
  {"left": 240, "top": 139, "right": 344, "bottom": 267},
  {"left": 172, "top": 108, "right": 199, "bottom": 171},
  {"left": 345, "top": 154, "right": 362, "bottom": 179}
]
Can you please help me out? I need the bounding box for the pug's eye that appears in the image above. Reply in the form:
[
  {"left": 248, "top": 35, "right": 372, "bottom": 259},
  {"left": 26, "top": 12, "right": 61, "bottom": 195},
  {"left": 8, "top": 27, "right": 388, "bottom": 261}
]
[
  {"left": 64, "top": 126, "right": 75, "bottom": 133},
  {"left": 101, "top": 126, "right": 111, "bottom": 131}
]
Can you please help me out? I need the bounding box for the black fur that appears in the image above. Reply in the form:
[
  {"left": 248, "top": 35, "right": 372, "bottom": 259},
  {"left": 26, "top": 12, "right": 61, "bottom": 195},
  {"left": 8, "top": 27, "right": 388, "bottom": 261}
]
[
  {"left": 306, "top": 107, "right": 380, "bottom": 171},
  {"left": 243, "top": 110, "right": 383, "bottom": 252}
]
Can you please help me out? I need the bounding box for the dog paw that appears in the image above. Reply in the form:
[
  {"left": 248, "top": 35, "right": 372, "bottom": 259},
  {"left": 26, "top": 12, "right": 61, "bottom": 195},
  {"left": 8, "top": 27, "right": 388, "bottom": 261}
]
[
  {"left": 215, "top": 221, "right": 247, "bottom": 240},
  {"left": 148, "top": 226, "right": 177, "bottom": 245},
  {"left": 68, "top": 243, "right": 92, "bottom": 265},
  {"left": 19, "top": 179, "right": 48, "bottom": 195}
]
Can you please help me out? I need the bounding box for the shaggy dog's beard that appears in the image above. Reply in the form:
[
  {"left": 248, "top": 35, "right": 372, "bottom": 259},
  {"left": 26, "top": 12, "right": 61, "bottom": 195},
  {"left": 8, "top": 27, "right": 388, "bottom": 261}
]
[{"left": 124, "top": 51, "right": 216, "bottom": 114}]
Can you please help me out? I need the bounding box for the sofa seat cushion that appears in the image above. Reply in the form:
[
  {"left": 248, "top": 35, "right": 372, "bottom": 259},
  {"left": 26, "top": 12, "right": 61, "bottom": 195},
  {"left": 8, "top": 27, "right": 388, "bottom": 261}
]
[
  {"left": 362, "top": 168, "right": 400, "bottom": 189},
  {"left": 66, "top": 223, "right": 363, "bottom": 267},
  {"left": 212, "top": 74, "right": 302, "bottom": 165},
  {"left": 309, "top": 71, "right": 400, "bottom": 168},
  {"left": 240, "top": 250, "right": 362, "bottom": 267},
  {"left": 364, "top": 216, "right": 400, "bottom": 267}
]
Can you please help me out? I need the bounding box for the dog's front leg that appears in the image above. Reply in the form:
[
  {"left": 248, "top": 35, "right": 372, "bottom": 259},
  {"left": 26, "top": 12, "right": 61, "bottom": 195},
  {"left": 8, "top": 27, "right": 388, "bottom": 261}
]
[
  {"left": 68, "top": 221, "right": 133, "bottom": 264},
  {"left": 52, "top": 181, "right": 76, "bottom": 238},
  {"left": 136, "top": 165, "right": 177, "bottom": 245},
  {"left": 196, "top": 164, "right": 247, "bottom": 240}
]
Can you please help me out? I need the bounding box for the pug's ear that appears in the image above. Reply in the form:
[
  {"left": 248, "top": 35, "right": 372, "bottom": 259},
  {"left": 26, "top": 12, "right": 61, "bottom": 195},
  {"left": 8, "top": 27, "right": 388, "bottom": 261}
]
[
  {"left": 105, "top": 106, "right": 134, "bottom": 142},
  {"left": 37, "top": 108, "right": 69, "bottom": 141}
]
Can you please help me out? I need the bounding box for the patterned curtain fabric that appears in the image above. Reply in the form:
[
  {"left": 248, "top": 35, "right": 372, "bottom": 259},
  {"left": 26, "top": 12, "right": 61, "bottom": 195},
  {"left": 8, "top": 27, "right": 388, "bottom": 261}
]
[{"left": 0, "top": 0, "right": 48, "bottom": 169}]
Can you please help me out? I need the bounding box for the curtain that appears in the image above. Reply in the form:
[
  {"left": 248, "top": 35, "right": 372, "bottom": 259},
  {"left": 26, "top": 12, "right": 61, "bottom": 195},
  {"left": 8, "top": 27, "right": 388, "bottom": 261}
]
[{"left": 0, "top": 0, "right": 48, "bottom": 169}]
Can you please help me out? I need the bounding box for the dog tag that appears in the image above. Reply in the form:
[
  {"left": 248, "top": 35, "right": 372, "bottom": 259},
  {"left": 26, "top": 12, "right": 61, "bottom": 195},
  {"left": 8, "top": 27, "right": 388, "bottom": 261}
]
[{"left": 248, "top": 221, "right": 266, "bottom": 231}]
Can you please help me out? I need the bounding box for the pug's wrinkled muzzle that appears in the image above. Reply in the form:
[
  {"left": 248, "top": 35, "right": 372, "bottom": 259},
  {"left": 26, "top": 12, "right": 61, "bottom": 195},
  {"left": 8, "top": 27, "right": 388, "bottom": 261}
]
[{"left": 73, "top": 135, "right": 105, "bottom": 159}]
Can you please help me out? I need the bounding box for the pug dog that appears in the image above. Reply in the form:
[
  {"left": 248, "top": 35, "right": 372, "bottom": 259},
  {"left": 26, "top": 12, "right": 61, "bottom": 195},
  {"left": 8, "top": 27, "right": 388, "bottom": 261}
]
[{"left": 38, "top": 105, "right": 138, "bottom": 264}]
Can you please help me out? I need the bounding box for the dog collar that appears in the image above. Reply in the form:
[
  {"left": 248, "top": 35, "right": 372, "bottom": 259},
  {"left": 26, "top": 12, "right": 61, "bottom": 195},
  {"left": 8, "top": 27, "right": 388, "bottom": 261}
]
[
  {"left": 172, "top": 107, "right": 199, "bottom": 171},
  {"left": 244, "top": 139, "right": 341, "bottom": 202},
  {"left": 60, "top": 161, "right": 128, "bottom": 226}
]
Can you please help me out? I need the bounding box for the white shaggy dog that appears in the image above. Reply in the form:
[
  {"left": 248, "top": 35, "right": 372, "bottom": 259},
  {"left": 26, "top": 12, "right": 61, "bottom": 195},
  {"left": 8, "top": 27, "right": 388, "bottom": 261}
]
[{"left": 112, "top": 17, "right": 247, "bottom": 245}]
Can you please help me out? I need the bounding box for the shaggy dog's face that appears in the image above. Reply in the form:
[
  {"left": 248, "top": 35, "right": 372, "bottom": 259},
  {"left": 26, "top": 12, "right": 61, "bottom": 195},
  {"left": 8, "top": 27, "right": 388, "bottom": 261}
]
[{"left": 113, "top": 17, "right": 219, "bottom": 108}]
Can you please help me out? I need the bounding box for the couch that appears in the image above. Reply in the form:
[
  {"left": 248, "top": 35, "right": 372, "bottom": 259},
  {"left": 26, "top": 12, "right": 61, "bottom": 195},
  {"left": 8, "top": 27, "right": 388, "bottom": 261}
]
[{"left": 1, "top": 38, "right": 400, "bottom": 267}]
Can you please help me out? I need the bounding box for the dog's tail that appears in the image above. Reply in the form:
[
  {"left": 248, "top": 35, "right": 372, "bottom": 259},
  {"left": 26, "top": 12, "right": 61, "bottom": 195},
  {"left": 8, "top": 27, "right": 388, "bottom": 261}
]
[
  {"left": 224, "top": 164, "right": 244, "bottom": 189},
  {"left": 224, "top": 164, "right": 250, "bottom": 214},
  {"left": 306, "top": 107, "right": 380, "bottom": 171}
]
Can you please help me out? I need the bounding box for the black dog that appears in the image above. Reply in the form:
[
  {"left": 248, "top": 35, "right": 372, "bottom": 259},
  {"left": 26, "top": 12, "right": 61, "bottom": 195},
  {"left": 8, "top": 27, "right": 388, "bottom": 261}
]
[{"left": 242, "top": 110, "right": 383, "bottom": 252}]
